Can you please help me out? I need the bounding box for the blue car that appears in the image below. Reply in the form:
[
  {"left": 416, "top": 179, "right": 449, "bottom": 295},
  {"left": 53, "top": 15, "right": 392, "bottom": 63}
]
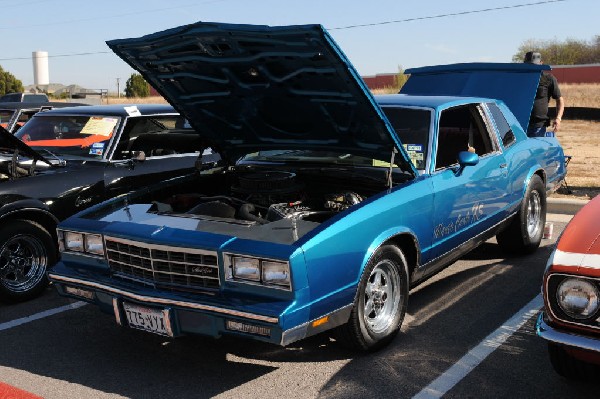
[{"left": 48, "top": 22, "right": 566, "bottom": 351}]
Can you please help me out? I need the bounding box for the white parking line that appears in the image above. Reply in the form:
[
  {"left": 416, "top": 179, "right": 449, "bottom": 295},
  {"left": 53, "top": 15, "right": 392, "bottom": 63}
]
[
  {"left": 412, "top": 294, "right": 543, "bottom": 399},
  {"left": 0, "top": 302, "right": 88, "bottom": 332}
]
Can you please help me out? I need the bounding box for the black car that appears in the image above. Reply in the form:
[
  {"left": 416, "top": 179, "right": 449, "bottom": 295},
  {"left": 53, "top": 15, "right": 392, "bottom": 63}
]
[
  {"left": 0, "top": 103, "right": 213, "bottom": 302},
  {"left": 0, "top": 101, "right": 86, "bottom": 133},
  {"left": 0, "top": 93, "right": 49, "bottom": 103}
]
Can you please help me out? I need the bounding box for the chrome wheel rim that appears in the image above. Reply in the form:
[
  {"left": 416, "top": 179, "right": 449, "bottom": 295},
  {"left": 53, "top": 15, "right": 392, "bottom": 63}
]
[
  {"left": 0, "top": 234, "right": 47, "bottom": 293},
  {"left": 526, "top": 190, "right": 542, "bottom": 238},
  {"left": 363, "top": 260, "right": 401, "bottom": 334}
]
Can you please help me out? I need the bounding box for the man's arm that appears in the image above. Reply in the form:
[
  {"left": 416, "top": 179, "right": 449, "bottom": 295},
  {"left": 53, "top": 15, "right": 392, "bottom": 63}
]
[{"left": 552, "top": 96, "right": 565, "bottom": 132}]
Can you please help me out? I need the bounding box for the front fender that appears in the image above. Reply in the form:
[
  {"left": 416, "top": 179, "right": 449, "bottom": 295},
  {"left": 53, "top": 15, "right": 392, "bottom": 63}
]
[
  {"left": 0, "top": 197, "right": 57, "bottom": 222},
  {"left": 361, "top": 227, "right": 420, "bottom": 282}
]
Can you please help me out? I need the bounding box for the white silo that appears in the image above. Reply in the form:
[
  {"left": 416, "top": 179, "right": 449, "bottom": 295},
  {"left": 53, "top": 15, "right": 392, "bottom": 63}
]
[{"left": 32, "top": 51, "right": 49, "bottom": 86}]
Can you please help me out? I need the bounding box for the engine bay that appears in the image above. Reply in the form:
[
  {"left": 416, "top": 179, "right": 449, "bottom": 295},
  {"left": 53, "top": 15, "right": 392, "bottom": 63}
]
[{"left": 149, "top": 169, "right": 373, "bottom": 226}]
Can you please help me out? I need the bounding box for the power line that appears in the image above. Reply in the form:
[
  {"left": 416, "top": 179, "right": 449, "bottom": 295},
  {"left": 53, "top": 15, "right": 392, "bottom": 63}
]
[
  {"left": 0, "top": 0, "right": 569, "bottom": 62},
  {"left": 329, "top": 0, "right": 567, "bottom": 30},
  {"left": 0, "top": 51, "right": 111, "bottom": 62}
]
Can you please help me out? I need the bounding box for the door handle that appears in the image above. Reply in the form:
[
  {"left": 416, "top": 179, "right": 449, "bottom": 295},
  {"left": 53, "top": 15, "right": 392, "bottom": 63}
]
[{"left": 499, "top": 163, "right": 507, "bottom": 168}]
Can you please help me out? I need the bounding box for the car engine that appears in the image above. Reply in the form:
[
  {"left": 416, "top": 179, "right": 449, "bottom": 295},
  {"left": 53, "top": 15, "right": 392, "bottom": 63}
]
[{"left": 151, "top": 169, "right": 366, "bottom": 225}]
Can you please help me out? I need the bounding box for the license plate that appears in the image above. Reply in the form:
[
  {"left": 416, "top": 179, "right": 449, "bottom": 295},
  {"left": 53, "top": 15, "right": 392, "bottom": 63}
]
[{"left": 122, "top": 302, "right": 173, "bottom": 337}]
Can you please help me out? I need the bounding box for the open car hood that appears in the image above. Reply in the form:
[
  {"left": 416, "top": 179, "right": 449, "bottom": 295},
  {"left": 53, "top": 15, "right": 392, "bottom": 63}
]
[
  {"left": 0, "top": 125, "right": 51, "bottom": 164},
  {"left": 107, "top": 22, "right": 415, "bottom": 174},
  {"left": 401, "top": 63, "right": 551, "bottom": 131}
]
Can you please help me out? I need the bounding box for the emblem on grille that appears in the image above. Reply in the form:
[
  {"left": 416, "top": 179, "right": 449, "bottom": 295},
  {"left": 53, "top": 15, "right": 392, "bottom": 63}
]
[{"left": 192, "top": 266, "right": 214, "bottom": 275}]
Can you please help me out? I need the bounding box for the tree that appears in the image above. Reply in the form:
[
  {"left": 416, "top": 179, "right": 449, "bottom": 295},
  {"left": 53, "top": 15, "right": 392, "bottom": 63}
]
[
  {"left": 0, "top": 65, "right": 24, "bottom": 96},
  {"left": 512, "top": 36, "right": 600, "bottom": 65},
  {"left": 394, "top": 66, "right": 409, "bottom": 92},
  {"left": 124, "top": 73, "right": 150, "bottom": 98}
]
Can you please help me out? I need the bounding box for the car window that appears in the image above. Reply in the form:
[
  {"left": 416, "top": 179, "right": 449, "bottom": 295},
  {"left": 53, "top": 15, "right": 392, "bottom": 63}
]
[
  {"left": 22, "top": 94, "right": 49, "bottom": 103},
  {"left": 487, "top": 103, "right": 516, "bottom": 148},
  {"left": 0, "top": 110, "right": 14, "bottom": 127},
  {"left": 381, "top": 107, "right": 431, "bottom": 170},
  {"left": 15, "top": 115, "right": 120, "bottom": 159},
  {"left": 0, "top": 93, "right": 19, "bottom": 102},
  {"left": 112, "top": 115, "right": 201, "bottom": 160},
  {"left": 435, "top": 104, "right": 494, "bottom": 170}
]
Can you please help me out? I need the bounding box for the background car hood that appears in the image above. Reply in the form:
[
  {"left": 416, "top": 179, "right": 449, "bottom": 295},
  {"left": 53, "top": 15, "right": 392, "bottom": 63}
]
[
  {"left": 107, "top": 22, "right": 415, "bottom": 174},
  {"left": 0, "top": 125, "right": 51, "bottom": 164},
  {"left": 401, "top": 63, "right": 551, "bottom": 131}
]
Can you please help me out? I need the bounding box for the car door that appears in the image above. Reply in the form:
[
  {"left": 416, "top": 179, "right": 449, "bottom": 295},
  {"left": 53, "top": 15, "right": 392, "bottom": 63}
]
[
  {"left": 430, "top": 103, "right": 510, "bottom": 258},
  {"left": 103, "top": 115, "right": 203, "bottom": 198}
]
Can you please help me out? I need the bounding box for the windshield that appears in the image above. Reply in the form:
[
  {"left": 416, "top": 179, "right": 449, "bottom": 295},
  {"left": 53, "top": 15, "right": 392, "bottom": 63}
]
[
  {"left": 15, "top": 115, "right": 120, "bottom": 159},
  {"left": 242, "top": 107, "right": 432, "bottom": 170},
  {"left": 381, "top": 107, "right": 431, "bottom": 170},
  {"left": 0, "top": 110, "right": 15, "bottom": 129},
  {"left": 241, "top": 150, "right": 402, "bottom": 168}
]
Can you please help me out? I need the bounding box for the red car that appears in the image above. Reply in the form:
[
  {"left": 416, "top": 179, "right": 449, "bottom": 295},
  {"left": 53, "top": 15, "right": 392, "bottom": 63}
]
[{"left": 537, "top": 194, "right": 600, "bottom": 379}]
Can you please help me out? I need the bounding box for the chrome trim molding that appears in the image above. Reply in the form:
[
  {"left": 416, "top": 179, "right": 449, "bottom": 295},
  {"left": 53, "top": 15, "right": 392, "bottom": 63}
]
[
  {"left": 536, "top": 313, "right": 600, "bottom": 352},
  {"left": 49, "top": 273, "right": 279, "bottom": 324}
]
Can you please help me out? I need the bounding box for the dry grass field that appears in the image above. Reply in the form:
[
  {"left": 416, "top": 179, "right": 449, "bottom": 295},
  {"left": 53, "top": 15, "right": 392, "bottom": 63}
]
[
  {"left": 554, "top": 119, "right": 600, "bottom": 199},
  {"left": 100, "top": 85, "right": 599, "bottom": 199},
  {"left": 106, "top": 96, "right": 168, "bottom": 104}
]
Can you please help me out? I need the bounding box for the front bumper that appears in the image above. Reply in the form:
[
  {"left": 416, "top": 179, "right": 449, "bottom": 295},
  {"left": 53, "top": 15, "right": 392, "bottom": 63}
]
[
  {"left": 49, "top": 265, "right": 351, "bottom": 347},
  {"left": 536, "top": 312, "right": 600, "bottom": 354},
  {"left": 49, "top": 269, "right": 287, "bottom": 345}
]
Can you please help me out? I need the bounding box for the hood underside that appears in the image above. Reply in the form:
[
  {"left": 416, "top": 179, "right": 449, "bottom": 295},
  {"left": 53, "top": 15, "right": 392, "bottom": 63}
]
[
  {"left": 107, "top": 22, "right": 415, "bottom": 173},
  {"left": 401, "top": 63, "right": 551, "bottom": 131}
]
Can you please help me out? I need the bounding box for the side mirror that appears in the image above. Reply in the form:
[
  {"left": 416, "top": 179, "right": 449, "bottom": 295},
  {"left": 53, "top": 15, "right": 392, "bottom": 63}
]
[
  {"left": 458, "top": 151, "right": 479, "bottom": 167},
  {"left": 455, "top": 151, "right": 479, "bottom": 176},
  {"left": 131, "top": 150, "right": 146, "bottom": 162}
]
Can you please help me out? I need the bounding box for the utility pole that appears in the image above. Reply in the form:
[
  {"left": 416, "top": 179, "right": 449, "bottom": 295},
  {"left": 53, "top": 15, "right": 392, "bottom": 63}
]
[{"left": 116, "top": 78, "right": 121, "bottom": 98}]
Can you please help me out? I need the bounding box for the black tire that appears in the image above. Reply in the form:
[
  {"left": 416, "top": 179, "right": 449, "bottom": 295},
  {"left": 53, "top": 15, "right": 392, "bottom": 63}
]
[
  {"left": 548, "top": 343, "right": 600, "bottom": 380},
  {"left": 0, "top": 220, "right": 56, "bottom": 303},
  {"left": 497, "top": 174, "right": 546, "bottom": 255},
  {"left": 335, "top": 245, "right": 409, "bottom": 351}
]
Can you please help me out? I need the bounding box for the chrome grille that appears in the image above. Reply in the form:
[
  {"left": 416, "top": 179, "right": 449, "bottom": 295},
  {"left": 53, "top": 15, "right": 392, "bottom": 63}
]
[{"left": 105, "top": 236, "right": 219, "bottom": 291}]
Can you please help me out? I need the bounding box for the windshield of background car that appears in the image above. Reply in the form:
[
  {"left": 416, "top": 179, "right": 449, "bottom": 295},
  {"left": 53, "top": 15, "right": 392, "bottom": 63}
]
[
  {"left": 14, "top": 115, "right": 121, "bottom": 159},
  {"left": 381, "top": 107, "right": 431, "bottom": 170},
  {"left": 0, "top": 110, "right": 14, "bottom": 128}
]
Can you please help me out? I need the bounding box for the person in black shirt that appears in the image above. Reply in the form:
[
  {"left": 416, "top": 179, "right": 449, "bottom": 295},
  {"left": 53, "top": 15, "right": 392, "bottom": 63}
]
[{"left": 524, "top": 51, "right": 565, "bottom": 137}]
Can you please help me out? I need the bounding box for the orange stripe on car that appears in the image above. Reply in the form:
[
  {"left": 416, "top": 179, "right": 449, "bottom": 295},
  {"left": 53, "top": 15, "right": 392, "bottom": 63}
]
[
  {"left": 23, "top": 134, "right": 111, "bottom": 148},
  {"left": 0, "top": 382, "right": 42, "bottom": 399}
]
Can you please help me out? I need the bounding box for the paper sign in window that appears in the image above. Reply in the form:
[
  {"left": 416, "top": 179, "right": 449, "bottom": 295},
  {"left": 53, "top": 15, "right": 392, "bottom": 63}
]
[{"left": 80, "top": 117, "right": 118, "bottom": 136}]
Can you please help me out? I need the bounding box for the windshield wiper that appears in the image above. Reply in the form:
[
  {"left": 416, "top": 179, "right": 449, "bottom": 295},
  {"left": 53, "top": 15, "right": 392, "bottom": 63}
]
[{"left": 39, "top": 149, "right": 66, "bottom": 166}]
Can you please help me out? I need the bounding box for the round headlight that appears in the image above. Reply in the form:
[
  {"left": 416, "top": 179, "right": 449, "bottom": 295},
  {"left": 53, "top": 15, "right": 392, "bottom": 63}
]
[{"left": 556, "top": 278, "right": 600, "bottom": 319}]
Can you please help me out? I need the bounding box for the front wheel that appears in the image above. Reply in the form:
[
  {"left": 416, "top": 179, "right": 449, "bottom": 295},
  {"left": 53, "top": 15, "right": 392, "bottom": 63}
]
[
  {"left": 497, "top": 174, "right": 546, "bottom": 255},
  {"left": 0, "top": 220, "right": 56, "bottom": 303},
  {"left": 335, "top": 245, "right": 409, "bottom": 351}
]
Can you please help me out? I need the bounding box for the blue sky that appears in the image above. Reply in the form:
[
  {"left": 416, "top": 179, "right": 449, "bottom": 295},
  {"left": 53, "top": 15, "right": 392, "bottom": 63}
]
[{"left": 1, "top": 0, "right": 597, "bottom": 93}]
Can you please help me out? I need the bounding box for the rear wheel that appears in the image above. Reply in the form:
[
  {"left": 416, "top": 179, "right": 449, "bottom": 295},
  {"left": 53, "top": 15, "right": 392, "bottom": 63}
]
[
  {"left": 335, "top": 245, "right": 409, "bottom": 351},
  {"left": 497, "top": 174, "right": 546, "bottom": 255},
  {"left": 0, "top": 220, "right": 56, "bottom": 303},
  {"left": 548, "top": 343, "right": 600, "bottom": 380}
]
